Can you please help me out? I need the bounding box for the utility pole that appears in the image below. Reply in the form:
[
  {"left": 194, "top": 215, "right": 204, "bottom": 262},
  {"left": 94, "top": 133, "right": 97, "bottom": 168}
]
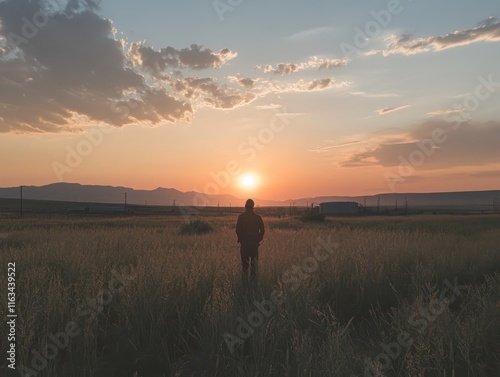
[{"left": 20, "top": 185, "right": 23, "bottom": 219}]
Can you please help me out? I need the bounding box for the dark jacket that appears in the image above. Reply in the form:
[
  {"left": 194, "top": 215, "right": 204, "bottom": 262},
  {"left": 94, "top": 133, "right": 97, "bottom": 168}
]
[{"left": 236, "top": 209, "right": 265, "bottom": 243}]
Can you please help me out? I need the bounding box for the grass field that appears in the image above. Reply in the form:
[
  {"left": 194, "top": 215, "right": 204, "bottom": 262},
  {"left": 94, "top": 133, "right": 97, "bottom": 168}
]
[{"left": 1, "top": 214, "right": 499, "bottom": 377}]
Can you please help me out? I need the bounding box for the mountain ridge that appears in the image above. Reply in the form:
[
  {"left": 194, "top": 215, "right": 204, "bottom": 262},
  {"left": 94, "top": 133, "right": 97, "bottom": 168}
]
[{"left": 0, "top": 183, "right": 499, "bottom": 208}]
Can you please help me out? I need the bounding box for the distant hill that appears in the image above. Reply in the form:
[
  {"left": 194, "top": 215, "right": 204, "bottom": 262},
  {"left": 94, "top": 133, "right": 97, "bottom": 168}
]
[
  {"left": 0, "top": 183, "right": 282, "bottom": 207},
  {"left": 0, "top": 183, "right": 498, "bottom": 209}
]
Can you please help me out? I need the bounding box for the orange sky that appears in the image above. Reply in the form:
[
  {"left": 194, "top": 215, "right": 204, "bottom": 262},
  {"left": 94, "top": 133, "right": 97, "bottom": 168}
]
[{"left": 1, "top": 1, "right": 499, "bottom": 200}]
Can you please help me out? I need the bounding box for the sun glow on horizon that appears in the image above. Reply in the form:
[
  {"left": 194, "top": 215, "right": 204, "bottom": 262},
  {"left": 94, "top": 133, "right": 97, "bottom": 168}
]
[{"left": 239, "top": 173, "right": 258, "bottom": 190}]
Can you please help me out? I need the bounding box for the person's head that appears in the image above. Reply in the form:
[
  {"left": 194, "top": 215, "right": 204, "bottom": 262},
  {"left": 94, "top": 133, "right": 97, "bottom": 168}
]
[{"left": 245, "top": 199, "right": 255, "bottom": 210}]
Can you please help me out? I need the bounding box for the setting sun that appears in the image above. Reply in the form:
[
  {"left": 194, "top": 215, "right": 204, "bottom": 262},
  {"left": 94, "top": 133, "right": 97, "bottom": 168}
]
[{"left": 240, "top": 174, "right": 257, "bottom": 190}]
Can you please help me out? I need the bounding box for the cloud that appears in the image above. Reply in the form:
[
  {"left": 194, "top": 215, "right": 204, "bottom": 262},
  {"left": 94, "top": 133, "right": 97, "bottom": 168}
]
[
  {"left": 262, "top": 77, "right": 351, "bottom": 93},
  {"left": 376, "top": 105, "right": 410, "bottom": 115},
  {"left": 63, "top": 0, "right": 101, "bottom": 13},
  {"left": 129, "top": 42, "right": 237, "bottom": 75},
  {"left": 427, "top": 109, "right": 463, "bottom": 116},
  {"left": 0, "top": 0, "right": 350, "bottom": 133},
  {"left": 363, "top": 49, "right": 379, "bottom": 57},
  {"left": 237, "top": 78, "right": 255, "bottom": 89},
  {"left": 117, "top": 89, "right": 193, "bottom": 124},
  {"left": 255, "top": 103, "right": 282, "bottom": 110},
  {"left": 259, "top": 63, "right": 299, "bottom": 75},
  {"left": 256, "top": 56, "right": 349, "bottom": 75},
  {"left": 309, "top": 128, "right": 404, "bottom": 157},
  {"left": 308, "top": 140, "right": 364, "bottom": 153},
  {"left": 229, "top": 75, "right": 351, "bottom": 96},
  {"left": 304, "top": 78, "right": 336, "bottom": 91},
  {"left": 338, "top": 120, "right": 500, "bottom": 169},
  {"left": 165, "top": 76, "right": 256, "bottom": 110},
  {"left": 286, "top": 26, "right": 335, "bottom": 41},
  {"left": 374, "top": 17, "right": 500, "bottom": 56},
  {"left": 0, "top": 0, "right": 196, "bottom": 132},
  {"left": 350, "top": 91, "right": 399, "bottom": 98},
  {"left": 226, "top": 75, "right": 255, "bottom": 89}
]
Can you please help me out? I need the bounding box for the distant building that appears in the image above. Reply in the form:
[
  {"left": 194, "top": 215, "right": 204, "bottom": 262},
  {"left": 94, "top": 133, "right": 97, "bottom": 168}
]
[
  {"left": 64, "top": 205, "right": 132, "bottom": 214},
  {"left": 319, "top": 201, "right": 360, "bottom": 215}
]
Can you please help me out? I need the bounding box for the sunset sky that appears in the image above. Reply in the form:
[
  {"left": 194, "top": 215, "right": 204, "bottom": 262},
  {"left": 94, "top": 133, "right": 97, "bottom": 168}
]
[{"left": 1, "top": 0, "right": 499, "bottom": 200}]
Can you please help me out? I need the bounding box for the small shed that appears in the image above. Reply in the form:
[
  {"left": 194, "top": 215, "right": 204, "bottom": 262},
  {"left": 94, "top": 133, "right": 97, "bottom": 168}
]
[{"left": 319, "top": 201, "right": 360, "bottom": 215}]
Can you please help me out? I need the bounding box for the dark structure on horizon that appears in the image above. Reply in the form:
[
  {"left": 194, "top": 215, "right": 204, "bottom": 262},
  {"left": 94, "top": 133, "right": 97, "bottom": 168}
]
[{"left": 319, "top": 201, "right": 360, "bottom": 215}]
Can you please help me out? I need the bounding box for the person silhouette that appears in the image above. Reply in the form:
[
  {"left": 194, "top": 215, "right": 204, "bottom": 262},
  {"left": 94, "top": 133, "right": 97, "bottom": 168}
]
[{"left": 236, "top": 199, "right": 265, "bottom": 281}]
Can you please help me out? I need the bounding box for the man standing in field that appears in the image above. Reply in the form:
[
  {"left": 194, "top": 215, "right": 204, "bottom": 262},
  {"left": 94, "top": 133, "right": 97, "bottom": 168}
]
[{"left": 236, "top": 199, "right": 265, "bottom": 281}]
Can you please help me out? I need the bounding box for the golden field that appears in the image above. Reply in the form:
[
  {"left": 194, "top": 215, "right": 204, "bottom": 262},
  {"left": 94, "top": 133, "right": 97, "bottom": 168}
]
[{"left": 0, "top": 214, "right": 499, "bottom": 377}]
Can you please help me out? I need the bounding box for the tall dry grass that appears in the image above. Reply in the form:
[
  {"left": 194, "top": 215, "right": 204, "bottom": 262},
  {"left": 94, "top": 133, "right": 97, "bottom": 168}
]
[{"left": 0, "top": 215, "right": 499, "bottom": 376}]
